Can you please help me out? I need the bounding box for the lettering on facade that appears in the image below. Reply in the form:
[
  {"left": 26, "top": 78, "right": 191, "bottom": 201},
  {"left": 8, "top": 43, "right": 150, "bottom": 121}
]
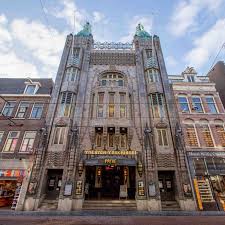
[
  {"left": 93, "top": 42, "right": 133, "bottom": 50},
  {"left": 84, "top": 150, "right": 137, "bottom": 155},
  {"left": 188, "top": 151, "right": 225, "bottom": 157},
  {"left": 104, "top": 159, "right": 117, "bottom": 165}
]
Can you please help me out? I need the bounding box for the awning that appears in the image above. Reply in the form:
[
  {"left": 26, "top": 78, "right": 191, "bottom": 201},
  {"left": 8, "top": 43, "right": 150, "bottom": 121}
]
[{"left": 84, "top": 156, "right": 137, "bottom": 166}]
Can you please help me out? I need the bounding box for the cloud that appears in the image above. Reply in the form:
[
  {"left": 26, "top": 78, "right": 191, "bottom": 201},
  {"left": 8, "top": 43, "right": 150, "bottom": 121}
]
[
  {"left": 50, "top": 0, "right": 87, "bottom": 32},
  {"left": 11, "top": 19, "right": 65, "bottom": 68},
  {"left": 93, "top": 11, "right": 105, "bottom": 24},
  {"left": 166, "top": 56, "right": 178, "bottom": 67},
  {"left": 0, "top": 14, "right": 38, "bottom": 78},
  {"left": 169, "top": 0, "right": 223, "bottom": 37},
  {"left": 185, "top": 18, "right": 225, "bottom": 69},
  {"left": 120, "top": 15, "right": 153, "bottom": 42}
]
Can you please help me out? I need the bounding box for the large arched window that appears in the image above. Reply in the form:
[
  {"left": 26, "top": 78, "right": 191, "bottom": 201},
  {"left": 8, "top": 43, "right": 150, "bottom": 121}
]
[
  {"left": 100, "top": 73, "right": 125, "bottom": 87},
  {"left": 199, "top": 119, "right": 214, "bottom": 147},
  {"left": 184, "top": 119, "right": 199, "bottom": 147},
  {"left": 214, "top": 119, "right": 225, "bottom": 147}
]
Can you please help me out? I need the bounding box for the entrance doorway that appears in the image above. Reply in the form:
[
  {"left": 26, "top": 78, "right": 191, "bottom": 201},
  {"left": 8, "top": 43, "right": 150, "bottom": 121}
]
[
  {"left": 85, "top": 166, "right": 136, "bottom": 200},
  {"left": 158, "top": 171, "right": 175, "bottom": 201},
  {"left": 45, "top": 169, "right": 63, "bottom": 200}
]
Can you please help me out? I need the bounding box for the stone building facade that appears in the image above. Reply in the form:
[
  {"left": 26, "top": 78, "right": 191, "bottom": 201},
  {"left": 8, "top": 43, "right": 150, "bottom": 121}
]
[
  {"left": 169, "top": 67, "right": 225, "bottom": 211},
  {"left": 0, "top": 78, "right": 53, "bottom": 210},
  {"left": 24, "top": 23, "right": 195, "bottom": 211}
]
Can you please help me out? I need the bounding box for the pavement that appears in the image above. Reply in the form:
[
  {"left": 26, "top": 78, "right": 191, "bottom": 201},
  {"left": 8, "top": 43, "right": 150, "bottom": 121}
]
[
  {"left": 1, "top": 215, "right": 225, "bottom": 225},
  {"left": 0, "top": 211, "right": 225, "bottom": 225}
]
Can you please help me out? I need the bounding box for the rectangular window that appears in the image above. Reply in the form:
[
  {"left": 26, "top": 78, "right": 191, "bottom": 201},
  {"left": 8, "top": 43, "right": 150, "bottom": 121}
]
[
  {"left": 16, "top": 102, "right": 30, "bottom": 118},
  {"left": 120, "top": 128, "right": 127, "bottom": 148},
  {"left": 0, "top": 131, "right": 4, "bottom": 143},
  {"left": 73, "top": 47, "right": 80, "bottom": 58},
  {"left": 206, "top": 96, "right": 218, "bottom": 113},
  {"left": 97, "top": 93, "right": 104, "bottom": 118},
  {"left": 186, "top": 124, "right": 198, "bottom": 147},
  {"left": 95, "top": 127, "right": 103, "bottom": 147},
  {"left": 1, "top": 102, "right": 16, "bottom": 117},
  {"left": 109, "top": 93, "right": 115, "bottom": 118},
  {"left": 178, "top": 96, "right": 190, "bottom": 113},
  {"left": 108, "top": 127, "right": 115, "bottom": 147},
  {"left": 150, "top": 94, "right": 164, "bottom": 118},
  {"left": 201, "top": 124, "right": 214, "bottom": 147},
  {"left": 215, "top": 125, "right": 225, "bottom": 147},
  {"left": 53, "top": 127, "right": 65, "bottom": 145},
  {"left": 120, "top": 93, "right": 126, "bottom": 118},
  {"left": 60, "top": 92, "right": 74, "bottom": 117},
  {"left": 20, "top": 131, "right": 36, "bottom": 152},
  {"left": 3, "top": 131, "right": 20, "bottom": 152},
  {"left": 157, "top": 129, "right": 168, "bottom": 146},
  {"left": 187, "top": 75, "right": 195, "bottom": 82},
  {"left": 192, "top": 96, "right": 203, "bottom": 113},
  {"left": 24, "top": 85, "right": 37, "bottom": 94},
  {"left": 146, "top": 49, "right": 152, "bottom": 58},
  {"left": 146, "top": 69, "right": 159, "bottom": 83},
  {"left": 30, "top": 103, "right": 44, "bottom": 119},
  {"left": 65, "top": 67, "right": 79, "bottom": 82}
]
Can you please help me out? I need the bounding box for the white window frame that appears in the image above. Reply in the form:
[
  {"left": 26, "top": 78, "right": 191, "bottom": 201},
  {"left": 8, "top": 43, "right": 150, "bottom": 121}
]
[
  {"left": 0, "top": 131, "right": 4, "bottom": 143},
  {"left": 150, "top": 94, "right": 165, "bottom": 118},
  {"left": 65, "top": 67, "right": 79, "bottom": 82},
  {"left": 1, "top": 101, "right": 16, "bottom": 117},
  {"left": 184, "top": 122, "right": 200, "bottom": 147},
  {"left": 59, "top": 92, "right": 74, "bottom": 117},
  {"left": 2, "top": 131, "right": 20, "bottom": 153},
  {"left": 15, "top": 101, "right": 30, "bottom": 118},
  {"left": 146, "top": 69, "right": 159, "bottom": 83},
  {"left": 214, "top": 121, "right": 225, "bottom": 147},
  {"left": 157, "top": 129, "right": 169, "bottom": 146},
  {"left": 205, "top": 95, "right": 218, "bottom": 114},
  {"left": 191, "top": 96, "right": 204, "bottom": 113},
  {"left": 19, "top": 131, "right": 36, "bottom": 153},
  {"left": 52, "top": 127, "right": 66, "bottom": 145},
  {"left": 24, "top": 84, "right": 38, "bottom": 95},
  {"left": 30, "top": 102, "right": 44, "bottom": 119},
  {"left": 178, "top": 95, "right": 190, "bottom": 113},
  {"left": 200, "top": 122, "right": 215, "bottom": 148}
]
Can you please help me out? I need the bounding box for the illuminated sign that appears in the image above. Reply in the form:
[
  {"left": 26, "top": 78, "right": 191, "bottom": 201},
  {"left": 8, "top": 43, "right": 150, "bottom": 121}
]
[
  {"left": 104, "top": 159, "right": 117, "bottom": 165},
  {"left": 0, "top": 170, "right": 25, "bottom": 177},
  {"left": 84, "top": 150, "right": 137, "bottom": 155}
]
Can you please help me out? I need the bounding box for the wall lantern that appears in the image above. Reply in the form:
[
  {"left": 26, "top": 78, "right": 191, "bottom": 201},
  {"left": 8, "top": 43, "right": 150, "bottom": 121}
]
[
  {"left": 78, "top": 161, "right": 84, "bottom": 176},
  {"left": 137, "top": 161, "right": 143, "bottom": 177}
]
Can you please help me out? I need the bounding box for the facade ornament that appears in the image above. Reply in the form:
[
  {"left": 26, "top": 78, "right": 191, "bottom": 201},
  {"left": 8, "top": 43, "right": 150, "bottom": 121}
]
[
  {"left": 76, "top": 22, "right": 92, "bottom": 37},
  {"left": 135, "top": 23, "right": 151, "bottom": 39}
]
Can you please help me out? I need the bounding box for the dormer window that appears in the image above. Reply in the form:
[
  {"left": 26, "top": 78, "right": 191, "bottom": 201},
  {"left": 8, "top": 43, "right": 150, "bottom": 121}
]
[
  {"left": 24, "top": 84, "right": 38, "bottom": 94},
  {"left": 187, "top": 75, "right": 195, "bottom": 82}
]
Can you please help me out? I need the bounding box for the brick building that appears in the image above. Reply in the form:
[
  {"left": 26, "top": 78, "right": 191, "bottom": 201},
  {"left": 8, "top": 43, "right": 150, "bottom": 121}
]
[
  {"left": 0, "top": 78, "right": 53, "bottom": 210},
  {"left": 208, "top": 61, "right": 225, "bottom": 108},
  {"left": 23, "top": 23, "right": 195, "bottom": 211},
  {"left": 169, "top": 67, "right": 225, "bottom": 211}
]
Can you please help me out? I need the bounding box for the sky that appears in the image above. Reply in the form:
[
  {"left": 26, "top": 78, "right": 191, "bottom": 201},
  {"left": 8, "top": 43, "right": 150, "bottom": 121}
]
[{"left": 0, "top": 0, "right": 225, "bottom": 80}]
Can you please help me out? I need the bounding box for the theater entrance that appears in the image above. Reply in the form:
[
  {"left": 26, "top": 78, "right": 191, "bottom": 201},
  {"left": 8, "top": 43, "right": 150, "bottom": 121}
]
[{"left": 85, "top": 165, "right": 136, "bottom": 200}]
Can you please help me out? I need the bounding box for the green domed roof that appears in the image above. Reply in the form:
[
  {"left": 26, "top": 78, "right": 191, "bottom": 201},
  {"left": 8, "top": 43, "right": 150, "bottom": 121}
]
[
  {"left": 135, "top": 23, "right": 151, "bottom": 39},
  {"left": 76, "top": 22, "right": 92, "bottom": 37}
]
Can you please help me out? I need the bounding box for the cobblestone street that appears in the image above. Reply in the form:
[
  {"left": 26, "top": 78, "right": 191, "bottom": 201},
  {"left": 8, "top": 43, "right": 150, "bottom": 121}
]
[{"left": 1, "top": 215, "right": 225, "bottom": 225}]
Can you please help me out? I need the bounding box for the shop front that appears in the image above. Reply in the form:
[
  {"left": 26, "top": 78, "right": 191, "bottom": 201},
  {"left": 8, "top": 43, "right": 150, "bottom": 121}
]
[
  {"left": 0, "top": 159, "right": 31, "bottom": 210},
  {"left": 188, "top": 151, "right": 225, "bottom": 211},
  {"left": 0, "top": 170, "right": 25, "bottom": 209}
]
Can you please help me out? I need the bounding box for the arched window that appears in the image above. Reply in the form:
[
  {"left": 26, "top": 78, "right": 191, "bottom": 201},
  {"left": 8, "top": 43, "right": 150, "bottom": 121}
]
[
  {"left": 100, "top": 73, "right": 125, "bottom": 87},
  {"left": 199, "top": 119, "right": 214, "bottom": 147},
  {"left": 184, "top": 119, "right": 199, "bottom": 147},
  {"left": 214, "top": 119, "right": 225, "bottom": 147}
]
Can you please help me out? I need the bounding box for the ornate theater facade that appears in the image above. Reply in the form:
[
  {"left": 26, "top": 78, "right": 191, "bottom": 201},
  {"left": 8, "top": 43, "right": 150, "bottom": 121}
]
[{"left": 24, "top": 23, "right": 195, "bottom": 211}]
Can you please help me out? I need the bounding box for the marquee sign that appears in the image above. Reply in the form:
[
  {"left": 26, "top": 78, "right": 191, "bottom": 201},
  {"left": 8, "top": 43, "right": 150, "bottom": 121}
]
[
  {"left": 84, "top": 150, "right": 137, "bottom": 155},
  {"left": 93, "top": 42, "right": 133, "bottom": 50},
  {"left": 0, "top": 169, "right": 25, "bottom": 177}
]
